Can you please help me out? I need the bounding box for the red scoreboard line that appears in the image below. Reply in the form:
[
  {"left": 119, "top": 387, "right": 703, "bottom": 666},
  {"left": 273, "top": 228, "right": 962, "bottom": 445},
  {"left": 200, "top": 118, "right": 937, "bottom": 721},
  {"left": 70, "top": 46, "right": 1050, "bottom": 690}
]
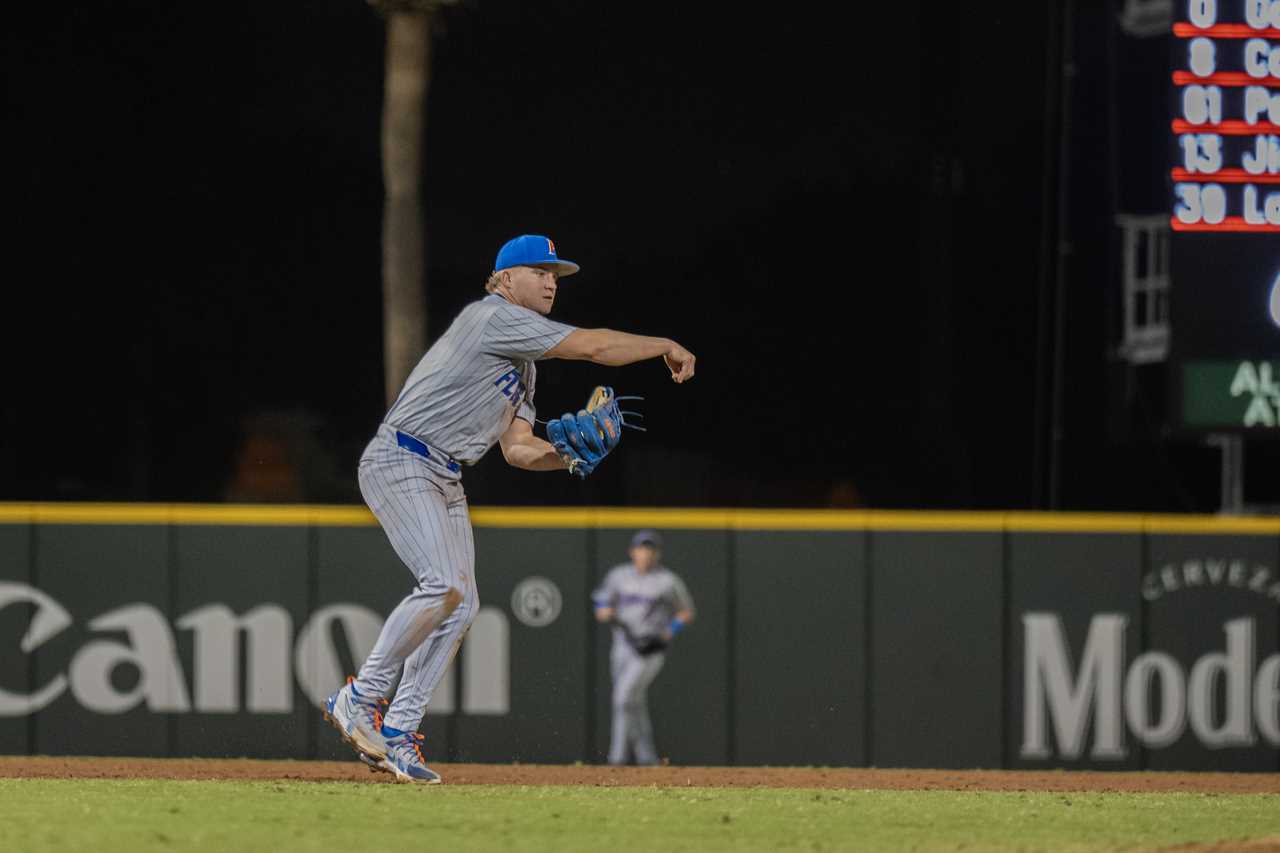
[
  {"left": 1173, "top": 71, "right": 1280, "bottom": 87},
  {"left": 1171, "top": 119, "right": 1280, "bottom": 134},
  {"left": 1173, "top": 22, "right": 1280, "bottom": 38},
  {"left": 1171, "top": 168, "right": 1280, "bottom": 183},
  {"left": 1170, "top": 216, "right": 1280, "bottom": 232}
]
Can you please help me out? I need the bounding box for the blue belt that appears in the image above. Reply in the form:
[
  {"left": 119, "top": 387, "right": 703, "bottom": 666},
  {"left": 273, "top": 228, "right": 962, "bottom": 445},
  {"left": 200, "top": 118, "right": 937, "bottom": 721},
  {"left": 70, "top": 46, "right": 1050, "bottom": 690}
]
[{"left": 395, "top": 430, "right": 461, "bottom": 473}]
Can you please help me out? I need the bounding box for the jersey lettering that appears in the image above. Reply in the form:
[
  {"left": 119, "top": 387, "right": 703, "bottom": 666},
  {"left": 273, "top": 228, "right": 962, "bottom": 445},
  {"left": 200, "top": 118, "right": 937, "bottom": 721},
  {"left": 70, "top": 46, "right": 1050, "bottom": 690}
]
[
  {"left": 493, "top": 369, "right": 527, "bottom": 407},
  {"left": 384, "top": 294, "right": 573, "bottom": 464}
]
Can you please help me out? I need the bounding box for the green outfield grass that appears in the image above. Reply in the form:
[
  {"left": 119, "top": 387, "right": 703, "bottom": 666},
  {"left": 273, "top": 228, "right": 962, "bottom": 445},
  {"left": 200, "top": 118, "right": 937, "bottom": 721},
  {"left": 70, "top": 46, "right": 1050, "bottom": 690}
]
[{"left": 1, "top": 779, "right": 1277, "bottom": 852}]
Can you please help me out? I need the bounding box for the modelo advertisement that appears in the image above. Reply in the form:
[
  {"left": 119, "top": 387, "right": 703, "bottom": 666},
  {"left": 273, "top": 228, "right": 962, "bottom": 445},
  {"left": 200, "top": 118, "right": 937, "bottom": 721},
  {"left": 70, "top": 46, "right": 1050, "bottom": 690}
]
[{"left": 1015, "top": 533, "right": 1280, "bottom": 771}]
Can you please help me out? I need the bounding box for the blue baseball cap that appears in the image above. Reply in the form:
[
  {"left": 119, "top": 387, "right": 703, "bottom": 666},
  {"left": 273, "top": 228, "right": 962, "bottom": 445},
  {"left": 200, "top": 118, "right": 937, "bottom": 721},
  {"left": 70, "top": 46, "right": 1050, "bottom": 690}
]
[{"left": 494, "top": 234, "right": 580, "bottom": 278}]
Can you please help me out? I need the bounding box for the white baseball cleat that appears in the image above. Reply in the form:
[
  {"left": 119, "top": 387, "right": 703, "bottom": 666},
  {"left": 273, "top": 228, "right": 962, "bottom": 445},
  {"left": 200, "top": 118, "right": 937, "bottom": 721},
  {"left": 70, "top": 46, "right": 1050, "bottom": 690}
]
[
  {"left": 374, "top": 730, "right": 443, "bottom": 784},
  {"left": 323, "top": 676, "right": 388, "bottom": 760}
]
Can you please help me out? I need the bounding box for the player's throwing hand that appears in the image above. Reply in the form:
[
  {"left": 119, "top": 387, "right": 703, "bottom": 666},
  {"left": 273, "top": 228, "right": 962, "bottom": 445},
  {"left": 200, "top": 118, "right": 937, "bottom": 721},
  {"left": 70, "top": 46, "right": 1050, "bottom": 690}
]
[{"left": 663, "top": 343, "right": 695, "bottom": 383}]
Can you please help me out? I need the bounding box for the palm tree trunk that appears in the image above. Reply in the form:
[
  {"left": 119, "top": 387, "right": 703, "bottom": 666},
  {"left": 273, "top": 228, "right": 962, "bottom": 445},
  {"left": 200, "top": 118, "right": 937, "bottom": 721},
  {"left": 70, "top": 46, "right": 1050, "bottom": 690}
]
[{"left": 381, "top": 11, "right": 431, "bottom": 405}]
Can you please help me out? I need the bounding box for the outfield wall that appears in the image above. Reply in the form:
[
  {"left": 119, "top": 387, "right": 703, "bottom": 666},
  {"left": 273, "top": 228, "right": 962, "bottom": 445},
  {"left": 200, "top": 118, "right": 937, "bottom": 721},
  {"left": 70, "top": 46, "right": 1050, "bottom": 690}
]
[{"left": 1, "top": 504, "right": 1278, "bottom": 770}]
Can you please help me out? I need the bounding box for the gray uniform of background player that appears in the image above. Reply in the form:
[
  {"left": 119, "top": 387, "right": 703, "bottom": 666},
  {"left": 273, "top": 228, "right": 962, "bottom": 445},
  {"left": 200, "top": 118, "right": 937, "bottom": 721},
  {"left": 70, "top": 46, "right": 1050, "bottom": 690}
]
[
  {"left": 353, "top": 293, "right": 574, "bottom": 733},
  {"left": 592, "top": 563, "right": 696, "bottom": 765}
]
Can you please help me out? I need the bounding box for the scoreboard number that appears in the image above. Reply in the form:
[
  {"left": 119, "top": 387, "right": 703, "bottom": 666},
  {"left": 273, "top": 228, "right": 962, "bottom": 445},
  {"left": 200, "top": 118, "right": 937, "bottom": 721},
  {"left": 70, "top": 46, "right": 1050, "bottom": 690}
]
[
  {"left": 1189, "top": 37, "right": 1216, "bottom": 76},
  {"left": 1175, "top": 182, "right": 1229, "bottom": 224},
  {"left": 1180, "top": 133, "right": 1224, "bottom": 172},
  {"left": 1189, "top": 0, "right": 1217, "bottom": 28},
  {"left": 1182, "top": 85, "right": 1223, "bottom": 125}
]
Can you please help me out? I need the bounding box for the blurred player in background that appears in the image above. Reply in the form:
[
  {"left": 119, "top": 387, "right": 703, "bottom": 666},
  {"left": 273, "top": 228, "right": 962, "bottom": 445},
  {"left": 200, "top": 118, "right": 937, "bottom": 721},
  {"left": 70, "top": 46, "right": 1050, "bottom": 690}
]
[{"left": 592, "top": 529, "right": 695, "bottom": 766}]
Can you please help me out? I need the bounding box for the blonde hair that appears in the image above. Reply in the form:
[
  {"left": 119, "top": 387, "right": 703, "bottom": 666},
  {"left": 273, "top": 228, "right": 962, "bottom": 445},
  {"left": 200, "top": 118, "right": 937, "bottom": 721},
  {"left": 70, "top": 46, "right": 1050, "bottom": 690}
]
[{"left": 484, "top": 270, "right": 505, "bottom": 293}]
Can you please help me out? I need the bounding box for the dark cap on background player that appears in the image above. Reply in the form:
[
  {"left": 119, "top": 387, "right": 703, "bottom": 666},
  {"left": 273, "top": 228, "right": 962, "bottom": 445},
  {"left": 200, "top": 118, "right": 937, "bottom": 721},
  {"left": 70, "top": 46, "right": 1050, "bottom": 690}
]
[{"left": 630, "top": 529, "right": 662, "bottom": 550}]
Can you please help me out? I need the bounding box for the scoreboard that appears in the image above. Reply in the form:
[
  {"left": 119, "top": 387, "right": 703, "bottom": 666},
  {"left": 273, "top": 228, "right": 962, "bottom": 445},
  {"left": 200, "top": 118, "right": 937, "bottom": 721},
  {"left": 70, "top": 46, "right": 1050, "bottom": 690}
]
[{"left": 1171, "top": 0, "right": 1280, "bottom": 432}]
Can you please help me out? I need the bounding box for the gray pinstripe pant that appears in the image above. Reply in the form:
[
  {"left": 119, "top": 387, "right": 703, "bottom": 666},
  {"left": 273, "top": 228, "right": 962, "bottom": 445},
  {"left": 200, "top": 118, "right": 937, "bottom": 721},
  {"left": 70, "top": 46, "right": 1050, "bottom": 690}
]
[
  {"left": 609, "top": 638, "right": 665, "bottom": 765},
  {"left": 353, "top": 425, "right": 479, "bottom": 732}
]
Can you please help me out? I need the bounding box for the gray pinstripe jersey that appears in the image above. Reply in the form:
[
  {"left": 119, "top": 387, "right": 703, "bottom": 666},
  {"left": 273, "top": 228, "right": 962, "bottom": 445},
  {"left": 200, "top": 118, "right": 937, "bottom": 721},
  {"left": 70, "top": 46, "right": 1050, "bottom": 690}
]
[
  {"left": 384, "top": 294, "right": 576, "bottom": 466},
  {"left": 593, "top": 565, "right": 696, "bottom": 639}
]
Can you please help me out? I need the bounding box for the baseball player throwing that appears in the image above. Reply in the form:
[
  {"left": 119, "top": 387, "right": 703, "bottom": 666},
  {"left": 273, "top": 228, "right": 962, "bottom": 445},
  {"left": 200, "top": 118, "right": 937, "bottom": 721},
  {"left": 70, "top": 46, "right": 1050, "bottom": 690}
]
[
  {"left": 593, "top": 529, "right": 695, "bottom": 766},
  {"left": 324, "top": 234, "right": 695, "bottom": 783}
]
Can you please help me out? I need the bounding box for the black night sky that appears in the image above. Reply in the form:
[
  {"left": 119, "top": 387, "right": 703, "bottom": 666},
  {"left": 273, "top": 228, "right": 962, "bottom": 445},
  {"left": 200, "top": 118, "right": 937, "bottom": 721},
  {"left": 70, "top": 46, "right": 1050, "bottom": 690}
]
[{"left": 4, "top": 2, "right": 1276, "bottom": 510}]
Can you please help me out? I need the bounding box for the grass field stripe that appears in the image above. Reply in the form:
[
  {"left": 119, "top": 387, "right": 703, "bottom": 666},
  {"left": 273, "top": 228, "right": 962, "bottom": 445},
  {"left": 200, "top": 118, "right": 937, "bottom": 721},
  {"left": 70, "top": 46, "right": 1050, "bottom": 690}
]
[
  {"left": 3, "top": 767, "right": 1280, "bottom": 853},
  {"left": 0, "top": 503, "right": 1277, "bottom": 534}
]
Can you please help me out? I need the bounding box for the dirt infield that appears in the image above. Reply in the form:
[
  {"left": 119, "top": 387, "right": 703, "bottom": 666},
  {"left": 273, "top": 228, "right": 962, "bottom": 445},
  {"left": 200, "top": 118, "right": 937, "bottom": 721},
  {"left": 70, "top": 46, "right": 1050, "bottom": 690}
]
[{"left": 1, "top": 756, "right": 1278, "bottom": 793}]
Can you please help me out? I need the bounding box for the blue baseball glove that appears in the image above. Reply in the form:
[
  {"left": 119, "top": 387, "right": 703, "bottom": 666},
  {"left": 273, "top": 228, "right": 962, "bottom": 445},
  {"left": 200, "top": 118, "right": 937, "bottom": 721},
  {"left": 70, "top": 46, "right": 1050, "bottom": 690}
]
[{"left": 546, "top": 386, "right": 644, "bottom": 478}]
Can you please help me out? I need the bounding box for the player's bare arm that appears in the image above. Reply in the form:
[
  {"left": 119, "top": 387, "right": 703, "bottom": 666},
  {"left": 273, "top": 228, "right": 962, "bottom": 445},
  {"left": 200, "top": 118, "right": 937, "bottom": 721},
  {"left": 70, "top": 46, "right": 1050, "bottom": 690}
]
[
  {"left": 595, "top": 606, "right": 615, "bottom": 622},
  {"left": 498, "top": 417, "right": 573, "bottom": 472},
  {"left": 546, "top": 329, "right": 696, "bottom": 383}
]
